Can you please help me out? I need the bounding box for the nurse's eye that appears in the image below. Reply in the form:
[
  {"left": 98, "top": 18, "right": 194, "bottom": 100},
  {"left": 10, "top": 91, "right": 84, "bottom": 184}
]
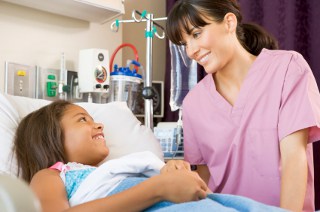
[
  {"left": 79, "top": 117, "right": 87, "bottom": 122},
  {"left": 192, "top": 31, "right": 201, "bottom": 39}
]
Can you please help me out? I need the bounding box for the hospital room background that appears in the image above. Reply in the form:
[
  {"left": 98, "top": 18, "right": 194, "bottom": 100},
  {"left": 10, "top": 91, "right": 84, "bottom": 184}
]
[{"left": 0, "top": 0, "right": 320, "bottom": 210}]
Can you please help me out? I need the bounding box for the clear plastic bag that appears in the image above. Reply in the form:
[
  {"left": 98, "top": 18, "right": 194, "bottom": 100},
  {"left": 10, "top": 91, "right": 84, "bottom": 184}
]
[{"left": 169, "top": 41, "right": 198, "bottom": 111}]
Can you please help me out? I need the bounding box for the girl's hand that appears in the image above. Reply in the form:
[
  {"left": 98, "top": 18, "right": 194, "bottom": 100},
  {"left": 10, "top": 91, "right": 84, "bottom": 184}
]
[
  {"left": 157, "top": 169, "right": 208, "bottom": 203},
  {"left": 161, "top": 160, "right": 191, "bottom": 173}
]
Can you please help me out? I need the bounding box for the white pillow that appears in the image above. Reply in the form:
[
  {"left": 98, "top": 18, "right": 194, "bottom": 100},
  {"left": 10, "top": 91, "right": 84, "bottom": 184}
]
[
  {"left": 0, "top": 94, "right": 20, "bottom": 175},
  {"left": 0, "top": 93, "right": 163, "bottom": 176}
]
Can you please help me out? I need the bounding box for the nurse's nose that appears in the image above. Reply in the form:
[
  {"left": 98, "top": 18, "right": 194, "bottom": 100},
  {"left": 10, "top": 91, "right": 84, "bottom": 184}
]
[{"left": 186, "top": 40, "right": 199, "bottom": 60}]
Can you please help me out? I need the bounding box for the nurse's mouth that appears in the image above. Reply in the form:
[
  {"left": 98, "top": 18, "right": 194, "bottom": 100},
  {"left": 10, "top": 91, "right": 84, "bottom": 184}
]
[{"left": 197, "top": 52, "right": 211, "bottom": 64}]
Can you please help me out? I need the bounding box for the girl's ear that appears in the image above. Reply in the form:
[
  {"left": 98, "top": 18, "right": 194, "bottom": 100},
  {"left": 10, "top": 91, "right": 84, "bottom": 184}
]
[{"left": 224, "top": 12, "right": 237, "bottom": 33}]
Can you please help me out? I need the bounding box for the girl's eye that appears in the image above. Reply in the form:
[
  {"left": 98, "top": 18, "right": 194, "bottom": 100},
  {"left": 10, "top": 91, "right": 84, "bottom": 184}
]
[{"left": 79, "top": 117, "right": 87, "bottom": 122}]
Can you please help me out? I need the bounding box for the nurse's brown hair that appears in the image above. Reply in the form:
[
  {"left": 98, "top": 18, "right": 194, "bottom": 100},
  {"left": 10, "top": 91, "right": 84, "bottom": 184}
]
[
  {"left": 166, "top": 0, "right": 278, "bottom": 56},
  {"left": 13, "top": 100, "right": 72, "bottom": 183}
]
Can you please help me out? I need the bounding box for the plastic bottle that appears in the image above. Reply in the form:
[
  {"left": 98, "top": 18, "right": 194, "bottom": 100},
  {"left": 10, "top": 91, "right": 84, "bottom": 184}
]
[{"left": 169, "top": 41, "right": 198, "bottom": 111}]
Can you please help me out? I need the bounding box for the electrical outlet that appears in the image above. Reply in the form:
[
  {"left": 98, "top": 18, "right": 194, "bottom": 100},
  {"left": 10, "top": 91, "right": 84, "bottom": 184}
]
[
  {"left": 5, "top": 62, "right": 36, "bottom": 98},
  {"left": 36, "top": 68, "right": 60, "bottom": 100}
]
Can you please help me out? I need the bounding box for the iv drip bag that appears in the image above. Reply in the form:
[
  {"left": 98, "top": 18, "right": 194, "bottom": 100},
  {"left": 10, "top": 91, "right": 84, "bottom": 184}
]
[{"left": 169, "top": 41, "right": 198, "bottom": 111}]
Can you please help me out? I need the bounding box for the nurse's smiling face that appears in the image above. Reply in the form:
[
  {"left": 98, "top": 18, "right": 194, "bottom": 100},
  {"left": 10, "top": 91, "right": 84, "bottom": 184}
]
[
  {"left": 181, "top": 13, "right": 237, "bottom": 75},
  {"left": 61, "top": 105, "right": 109, "bottom": 166}
]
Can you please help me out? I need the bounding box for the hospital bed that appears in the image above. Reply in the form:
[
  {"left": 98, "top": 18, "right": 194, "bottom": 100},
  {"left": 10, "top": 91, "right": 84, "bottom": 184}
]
[{"left": 0, "top": 92, "right": 163, "bottom": 211}]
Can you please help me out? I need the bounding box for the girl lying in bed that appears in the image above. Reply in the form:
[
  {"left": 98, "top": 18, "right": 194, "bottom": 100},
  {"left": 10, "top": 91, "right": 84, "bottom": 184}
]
[{"left": 13, "top": 100, "right": 287, "bottom": 212}]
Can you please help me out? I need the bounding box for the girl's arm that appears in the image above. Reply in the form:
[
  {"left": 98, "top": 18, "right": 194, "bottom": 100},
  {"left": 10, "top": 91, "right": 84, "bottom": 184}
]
[
  {"left": 29, "top": 169, "right": 70, "bottom": 212},
  {"left": 280, "top": 128, "right": 308, "bottom": 212},
  {"left": 30, "top": 168, "right": 208, "bottom": 212}
]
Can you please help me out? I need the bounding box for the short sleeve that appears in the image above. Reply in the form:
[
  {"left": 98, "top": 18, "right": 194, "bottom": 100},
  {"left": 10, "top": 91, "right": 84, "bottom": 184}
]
[
  {"left": 278, "top": 53, "right": 320, "bottom": 142},
  {"left": 182, "top": 101, "right": 205, "bottom": 164}
]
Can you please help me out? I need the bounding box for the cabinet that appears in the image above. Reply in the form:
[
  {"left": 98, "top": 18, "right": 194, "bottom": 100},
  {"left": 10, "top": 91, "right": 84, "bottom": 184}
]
[{"left": 2, "top": 0, "right": 125, "bottom": 23}]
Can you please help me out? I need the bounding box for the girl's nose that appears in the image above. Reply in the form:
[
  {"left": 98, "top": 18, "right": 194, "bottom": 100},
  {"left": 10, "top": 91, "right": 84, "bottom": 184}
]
[{"left": 95, "top": 122, "right": 104, "bottom": 130}]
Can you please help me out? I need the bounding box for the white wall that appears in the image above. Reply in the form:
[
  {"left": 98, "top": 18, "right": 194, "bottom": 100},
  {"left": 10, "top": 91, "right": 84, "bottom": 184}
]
[
  {"left": 122, "top": 0, "right": 166, "bottom": 82},
  {"left": 0, "top": 1, "right": 123, "bottom": 92},
  {"left": 0, "top": 0, "right": 167, "bottom": 92}
]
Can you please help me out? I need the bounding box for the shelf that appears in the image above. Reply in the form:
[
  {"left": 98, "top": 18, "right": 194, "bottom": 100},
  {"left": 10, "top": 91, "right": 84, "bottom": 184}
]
[{"left": 2, "top": 0, "right": 125, "bottom": 23}]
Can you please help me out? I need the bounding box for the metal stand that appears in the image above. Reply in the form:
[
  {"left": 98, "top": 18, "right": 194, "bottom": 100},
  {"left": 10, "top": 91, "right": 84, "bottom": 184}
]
[{"left": 111, "top": 10, "right": 167, "bottom": 130}]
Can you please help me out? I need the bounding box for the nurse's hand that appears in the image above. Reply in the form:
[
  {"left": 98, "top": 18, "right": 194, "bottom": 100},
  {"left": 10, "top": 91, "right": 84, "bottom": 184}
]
[{"left": 161, "top": 160, "right": 191, "bottom": 173}]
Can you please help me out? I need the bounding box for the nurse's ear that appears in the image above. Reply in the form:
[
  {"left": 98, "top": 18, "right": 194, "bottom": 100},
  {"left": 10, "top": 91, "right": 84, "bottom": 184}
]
[{"left": 224, "top": 12, "right": 237, "bottom": 33}]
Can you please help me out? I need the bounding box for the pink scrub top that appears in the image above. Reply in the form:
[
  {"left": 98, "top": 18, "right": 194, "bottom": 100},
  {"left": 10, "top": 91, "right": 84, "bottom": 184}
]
[{"left": 182, "top": 49, "right": 320, "bottom": 212}]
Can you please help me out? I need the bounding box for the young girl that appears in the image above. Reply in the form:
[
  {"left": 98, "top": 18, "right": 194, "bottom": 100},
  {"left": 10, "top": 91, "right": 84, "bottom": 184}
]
[
  {"left": 165, "top": 0, "right": 320, "bottom": 212},
  {"left": 13, "top": 100, "right": 287, "bottom": 211}
]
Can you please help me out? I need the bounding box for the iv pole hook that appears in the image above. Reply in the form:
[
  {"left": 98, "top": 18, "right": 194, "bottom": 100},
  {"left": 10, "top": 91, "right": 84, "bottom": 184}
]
[{"left": 132, "top": 10, "right": 147, "bottom": 22}]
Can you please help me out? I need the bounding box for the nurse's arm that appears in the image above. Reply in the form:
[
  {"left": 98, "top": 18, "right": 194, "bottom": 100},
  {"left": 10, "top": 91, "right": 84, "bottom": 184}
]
[
  {"left": 280, "top": 128, "right": 308, "bottom": 212},
  {"left": 195, "top": 165, "right": 211, "bottom": 186}
]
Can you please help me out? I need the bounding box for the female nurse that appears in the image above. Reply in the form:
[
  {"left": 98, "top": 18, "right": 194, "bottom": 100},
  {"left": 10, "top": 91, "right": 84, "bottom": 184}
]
[{"left": 164, "top": 0, "right": 320, "bottom": 211}]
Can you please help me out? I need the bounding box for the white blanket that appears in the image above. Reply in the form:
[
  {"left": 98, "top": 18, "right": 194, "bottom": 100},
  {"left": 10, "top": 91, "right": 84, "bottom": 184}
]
[{"left": 69, "top": 151, "right": 165, "bottom": 206}]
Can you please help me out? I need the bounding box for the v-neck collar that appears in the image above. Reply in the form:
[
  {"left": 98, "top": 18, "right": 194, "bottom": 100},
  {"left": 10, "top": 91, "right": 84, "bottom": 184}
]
[{"left": 207, "top": 49, "right": 267, "bottom": 116}]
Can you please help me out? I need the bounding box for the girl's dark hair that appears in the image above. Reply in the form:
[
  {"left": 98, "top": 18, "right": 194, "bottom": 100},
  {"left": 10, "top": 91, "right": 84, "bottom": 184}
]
[
  {"left": 13, "top": 100, "right": 72, "bottom": 183},
  {"left": 166, "top": 0, "right": 278, "bottom": 56}
]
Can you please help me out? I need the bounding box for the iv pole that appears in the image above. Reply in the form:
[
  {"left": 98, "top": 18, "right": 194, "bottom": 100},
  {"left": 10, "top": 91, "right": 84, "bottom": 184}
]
[{"left": 111, "top": 10, "right": 167, "bottom": 130}]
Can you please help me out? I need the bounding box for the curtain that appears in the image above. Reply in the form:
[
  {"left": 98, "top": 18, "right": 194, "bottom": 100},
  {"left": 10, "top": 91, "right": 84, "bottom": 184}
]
[
  {"left": 238, "top": 0, "right": 320, "bottom": 82},
  {"left": 165, "top": 0, "right": 320, "bottom": 208}
]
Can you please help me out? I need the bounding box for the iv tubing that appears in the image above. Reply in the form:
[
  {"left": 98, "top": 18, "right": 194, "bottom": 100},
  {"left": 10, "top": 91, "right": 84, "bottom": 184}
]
[{"left": 109, "top": 43, "right": 139, "bottom": 72}]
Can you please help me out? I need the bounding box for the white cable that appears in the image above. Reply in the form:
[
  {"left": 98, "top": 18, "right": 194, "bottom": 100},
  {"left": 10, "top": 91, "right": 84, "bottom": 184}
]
[{"left": 88, "top": 93, "right": 93, "bottom": 103}]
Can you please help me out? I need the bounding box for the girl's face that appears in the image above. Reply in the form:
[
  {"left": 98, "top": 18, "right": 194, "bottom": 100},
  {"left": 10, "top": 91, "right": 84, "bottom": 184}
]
[
  {"left": 181, "top": 14, "right": 236, "bottom": 74},
  {"left": 61, "top": 105, "right": 109, "bottom": 166}
]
